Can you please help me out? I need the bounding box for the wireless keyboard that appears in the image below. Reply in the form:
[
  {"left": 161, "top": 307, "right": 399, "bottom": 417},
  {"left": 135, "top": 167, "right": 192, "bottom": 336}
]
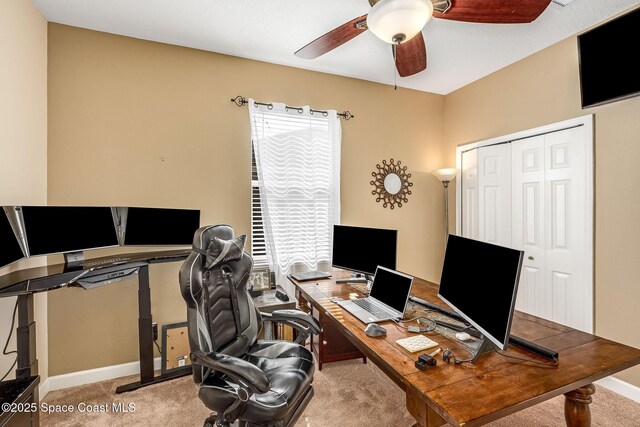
[{"left": 396, "top": 335, "right": 438, "bottom": 353}]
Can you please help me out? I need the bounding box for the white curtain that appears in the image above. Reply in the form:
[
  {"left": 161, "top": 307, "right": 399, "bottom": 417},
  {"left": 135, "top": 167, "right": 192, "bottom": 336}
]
[{"left": 249, "top": 99, "right": 341, "bottom": 277}]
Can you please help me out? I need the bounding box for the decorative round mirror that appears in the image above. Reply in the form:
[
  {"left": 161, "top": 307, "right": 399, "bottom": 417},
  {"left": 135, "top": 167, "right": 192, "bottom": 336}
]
[{"left": 370, "top": 158, "right": 413, "bottom": 209}]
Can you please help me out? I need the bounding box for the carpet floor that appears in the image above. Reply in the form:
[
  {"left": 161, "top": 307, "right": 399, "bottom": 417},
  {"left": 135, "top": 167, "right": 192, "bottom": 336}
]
[{"left": 41, "top": 358, "right": 640, "bottom": 426}]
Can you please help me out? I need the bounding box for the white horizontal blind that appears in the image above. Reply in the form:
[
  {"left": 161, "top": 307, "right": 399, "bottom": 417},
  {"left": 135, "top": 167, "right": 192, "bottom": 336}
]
[
  {"left": 249, "top": 99, "right": 341, "bottom": 275},
  {"left": 251, "top": 148, "right": 269, "bottom": 269}
]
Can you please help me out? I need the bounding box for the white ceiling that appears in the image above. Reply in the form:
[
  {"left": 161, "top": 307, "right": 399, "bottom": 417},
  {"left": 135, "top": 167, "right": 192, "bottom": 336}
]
[{"left": 33, "top": 0, "right": 640, "bottom": 95}]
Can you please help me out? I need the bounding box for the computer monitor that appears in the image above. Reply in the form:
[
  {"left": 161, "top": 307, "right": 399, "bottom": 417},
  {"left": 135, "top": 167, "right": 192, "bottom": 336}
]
[
  {"left": 22, "top": 206, "right": 119, "bottom": 256},
  {"left": 1, "top": 211, "right": 24, "bottom": 268},
  {"left": 124, "top": 207, "right": 200, "bottom": 246},
  {"left": 332, "top": 225, "right": 397, "bottom": 276},
  {"left": 438, "top": 235, "right": 523, "bottom": 361}
]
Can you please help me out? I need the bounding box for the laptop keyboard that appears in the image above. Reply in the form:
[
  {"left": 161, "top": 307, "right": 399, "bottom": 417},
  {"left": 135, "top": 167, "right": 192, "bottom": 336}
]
[{"left": 353, "top": 298, "right": 396, "bottom": 319}]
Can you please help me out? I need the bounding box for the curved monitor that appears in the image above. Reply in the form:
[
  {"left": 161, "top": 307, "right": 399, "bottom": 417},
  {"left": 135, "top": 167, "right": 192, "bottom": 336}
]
[
  {"left": 1, "top": 212, "right": 24, "bottom": 268},
  {"left": 438, "top": 235, "right": 523, "bottom": 350},
  {"left": 22, "top": 206, "right": 119, "bottom": 256},
  {"left": 124, "top": 207, "right": 200, "bottom": 246},
  {"left": 332, "top": 225, "right": 397, "bottom": 276}
]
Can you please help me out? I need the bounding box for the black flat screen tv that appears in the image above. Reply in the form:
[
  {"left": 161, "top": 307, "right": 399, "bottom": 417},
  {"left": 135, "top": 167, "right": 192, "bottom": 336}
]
[
  {"left": 124, "top": 207, "right": 200, "bottom": 246},
  {"left": 1, "top": 212, "right": 24, "bottom": 268},
  {"left": 579, "top": 8, "right": 640, "bottom": 108},
  {"left": 332, "top": 225, "right": 397, "bottom": 276},
  {"left": 22, "top": 206, "right": 119, "bottom": 256}
]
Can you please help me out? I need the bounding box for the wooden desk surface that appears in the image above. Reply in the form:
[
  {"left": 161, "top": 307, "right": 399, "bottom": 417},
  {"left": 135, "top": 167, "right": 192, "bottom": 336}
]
[{"left": 293, "top": 274, "right": 640, "bottom": 427}]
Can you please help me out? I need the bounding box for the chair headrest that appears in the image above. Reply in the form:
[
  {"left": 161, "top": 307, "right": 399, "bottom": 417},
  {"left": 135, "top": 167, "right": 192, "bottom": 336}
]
[{"left": 191, "top": 225, "right": 246, "bottom": 270}]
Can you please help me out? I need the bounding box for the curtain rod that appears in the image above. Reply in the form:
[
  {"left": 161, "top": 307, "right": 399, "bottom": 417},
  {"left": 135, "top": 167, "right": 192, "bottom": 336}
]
[{"left": 230, "top": 96, "right": 354, "bottom": 120}]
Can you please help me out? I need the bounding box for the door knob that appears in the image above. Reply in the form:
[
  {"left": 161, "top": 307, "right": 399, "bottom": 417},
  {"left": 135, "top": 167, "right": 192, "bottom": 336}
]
[{"left": 528, "top": 256, "right": 534, "bottom": 260}]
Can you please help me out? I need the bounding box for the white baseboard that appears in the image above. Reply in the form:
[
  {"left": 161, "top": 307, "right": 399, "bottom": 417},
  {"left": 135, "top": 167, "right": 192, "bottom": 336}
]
[
  {"left": 596, "top": 376, "right": 640, "bottom": 404},
  {"left": 39, "top": 378, "right": 50, "bottom": 399},
  {"left": 44, "top": 357, "right": 161, "bottom": 396}
]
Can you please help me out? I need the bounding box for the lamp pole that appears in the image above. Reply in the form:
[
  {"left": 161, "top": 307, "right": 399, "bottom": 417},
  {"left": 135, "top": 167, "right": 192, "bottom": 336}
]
[
  {"left": 431, "top": 168, "right": 459, "bottom": 247},
  {"left": 442, "top": 179, "right": 450, "bottom": 244}
]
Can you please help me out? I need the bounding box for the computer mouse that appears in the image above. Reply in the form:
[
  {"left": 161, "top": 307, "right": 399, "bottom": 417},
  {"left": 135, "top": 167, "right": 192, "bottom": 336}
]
[
  {"left": 455, "top": 332, "right": 471, "bottom": 341},
  {"left": 364, "top": 323, "right": 387, "bottom": 337}
]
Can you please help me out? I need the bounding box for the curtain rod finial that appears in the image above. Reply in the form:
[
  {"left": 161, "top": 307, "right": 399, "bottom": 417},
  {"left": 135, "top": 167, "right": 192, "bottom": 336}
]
[{"left": 231, "top": 96, "right": 247, "bottom": 107}]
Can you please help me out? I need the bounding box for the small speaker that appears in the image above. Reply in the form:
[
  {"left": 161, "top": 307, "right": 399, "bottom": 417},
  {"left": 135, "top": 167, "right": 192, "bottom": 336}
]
[{"left": 270, "top": 271, "right": 276, "bottom": 289}]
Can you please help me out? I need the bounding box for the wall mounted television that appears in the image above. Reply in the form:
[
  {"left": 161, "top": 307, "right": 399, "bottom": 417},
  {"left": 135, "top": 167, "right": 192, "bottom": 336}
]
[{"left": 578, "top": 8, "right": 640, "bottom": 108}]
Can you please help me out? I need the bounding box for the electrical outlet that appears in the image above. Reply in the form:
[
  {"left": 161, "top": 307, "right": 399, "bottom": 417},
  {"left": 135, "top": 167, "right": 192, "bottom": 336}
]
[{"left": 152, "top": 322, "right": 158, "bottom": 341}]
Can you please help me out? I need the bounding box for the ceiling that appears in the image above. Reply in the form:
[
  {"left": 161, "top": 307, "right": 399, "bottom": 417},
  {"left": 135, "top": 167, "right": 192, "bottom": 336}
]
[{"left": 33, "top": 0, "right": 640, "bottom": 95}]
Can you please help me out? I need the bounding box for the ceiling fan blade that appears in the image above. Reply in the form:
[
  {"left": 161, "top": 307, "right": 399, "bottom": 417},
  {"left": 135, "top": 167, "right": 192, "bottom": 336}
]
[
  {"left": 395, "top": 33, "right": 427, "bottom": 77},
  {"left": 434, "top": 0, "right": 552, "bottom": 24},
  {"left": 295, "top": 14, "right": 368, "bottom": 59}
]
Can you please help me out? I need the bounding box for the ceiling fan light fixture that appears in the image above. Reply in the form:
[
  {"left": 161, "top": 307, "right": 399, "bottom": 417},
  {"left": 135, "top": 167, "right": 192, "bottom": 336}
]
[{"left": 367, "top": 0, "right": 434, "bottom": 44}]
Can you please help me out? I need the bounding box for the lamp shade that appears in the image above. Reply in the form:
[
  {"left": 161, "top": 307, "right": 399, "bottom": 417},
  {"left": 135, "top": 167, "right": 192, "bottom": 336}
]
[
  {"left": 367, "top": 0, "right": 434, "bottom": 44},
  {"left": 432, "top": 168, "right": 459, "bottom": 183}
]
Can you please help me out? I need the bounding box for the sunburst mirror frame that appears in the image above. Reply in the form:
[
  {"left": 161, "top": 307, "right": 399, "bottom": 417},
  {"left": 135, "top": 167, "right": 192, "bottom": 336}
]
[{"left": 370, "top": 158, "right": 413, "bottom": 209}]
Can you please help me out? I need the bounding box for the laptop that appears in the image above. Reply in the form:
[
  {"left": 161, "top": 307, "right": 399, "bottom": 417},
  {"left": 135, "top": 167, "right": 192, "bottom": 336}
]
[
  {"left": 289, "top": 270, "right": 332, "bottom": 282},
  {"left": 337, "top": 266, "right": 414, "bottom": 324}
]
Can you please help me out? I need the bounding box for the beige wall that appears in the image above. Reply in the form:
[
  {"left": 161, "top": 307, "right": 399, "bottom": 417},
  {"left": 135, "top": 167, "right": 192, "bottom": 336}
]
[
  {"left": 46, "top": 24, "right": 446, "bottom": 375},
  {"left": 0, "top": 0, "right": 48, "bottom": 383},
  {"left": 444, "top": 30, "right": 640, "bottom": 385}
]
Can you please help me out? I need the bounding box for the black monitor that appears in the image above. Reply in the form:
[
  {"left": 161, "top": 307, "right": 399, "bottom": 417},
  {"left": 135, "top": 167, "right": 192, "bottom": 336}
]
[
  {"left": 1, "top": 212, "right": 24, "bottom": 268},
  {"left": 438, "top": 235, "right": 523, "bottom": 360},
  {"left": 22, "top": 206, "right": 119, "bottom": 256},
  {"left": 124, "top": 207, "right": 200, "bottom": 246},
  {"left": 332, "top": 225, "right": 397, "bottom": 276}
]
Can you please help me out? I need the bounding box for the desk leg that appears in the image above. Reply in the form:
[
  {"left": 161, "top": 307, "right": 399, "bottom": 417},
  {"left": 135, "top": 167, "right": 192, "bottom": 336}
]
[
  {"left": 136, "top": 265, "right": 155, "bottom": 384},
  {"left": 16, "top": 294, "right": 38, "bottom": 379},
  {"left": 564, "top": 384, "right": 596, "bottom": 427},
  {"left": 115, "top": 265, "right": 191, "bottom": 393},
  {"left": 407, "top": 384, "right": 446, "bottom": 427}
]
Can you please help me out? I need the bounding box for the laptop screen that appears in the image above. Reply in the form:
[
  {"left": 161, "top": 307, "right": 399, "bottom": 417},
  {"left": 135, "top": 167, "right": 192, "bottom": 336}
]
[{"left": 369, "top": 266, "right": 414, "bottom": 313}]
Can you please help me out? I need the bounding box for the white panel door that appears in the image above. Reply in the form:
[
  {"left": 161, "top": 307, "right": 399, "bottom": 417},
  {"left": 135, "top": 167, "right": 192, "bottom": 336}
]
[
  {"left": 511, "top": 136, "right": 546, "bottom": 315},
  {"left": 511, "top": 126, "right": 590, "bottom": 332},
  {"left": 544, "top": 126, "right": 590, "bottom": 331},
  {"left": 461, "top": 149, "right": 478, "bottom": 239},
  {"left": 478, "top": 144, "right": 511, "bottom": 247}
]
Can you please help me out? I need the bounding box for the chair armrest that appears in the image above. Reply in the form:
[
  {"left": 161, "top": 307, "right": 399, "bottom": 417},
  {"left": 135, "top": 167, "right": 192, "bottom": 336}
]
[
  {"left": 190, "top": 349, "right": 270, "bottom": 394},
  {"left": 269, "top": 309, "right": 322, "bottom": 334},
  {"left": 261, "top": 309, "right": 322, "bottom": 344}
]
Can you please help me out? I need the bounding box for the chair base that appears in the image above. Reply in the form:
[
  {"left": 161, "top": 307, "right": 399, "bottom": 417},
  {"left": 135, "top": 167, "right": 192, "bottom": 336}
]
[{"left": 203, "top": 386, "right": 314, "bottom": 427}]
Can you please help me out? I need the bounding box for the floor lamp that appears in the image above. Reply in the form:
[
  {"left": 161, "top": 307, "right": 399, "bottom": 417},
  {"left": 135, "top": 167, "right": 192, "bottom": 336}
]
[{"left": 432, "top": 168, "right": 459, "bottom": 245}]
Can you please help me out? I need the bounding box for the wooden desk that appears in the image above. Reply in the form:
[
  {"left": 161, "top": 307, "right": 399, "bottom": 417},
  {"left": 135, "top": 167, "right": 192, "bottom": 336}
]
[{"left": 292, "top": 275, "right": 640, "bottom": 427}]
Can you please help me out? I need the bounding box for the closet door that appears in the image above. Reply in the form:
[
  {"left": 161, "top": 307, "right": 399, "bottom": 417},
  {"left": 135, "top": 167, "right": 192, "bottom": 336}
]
[
  {"left": 478, "top": 144, "right": 511, "bottom": 247},
  {"left": 511, "top": 136, "right": 546, "bottom": 315},
  {"left": 544, "top": 127, "right": 589, "bottom": 331},
  {"left": 460, "top": 149, "right": 478, "bottom": 239},
  {"left": 511, "top": 127, "right": 590, "bottom": 332}
]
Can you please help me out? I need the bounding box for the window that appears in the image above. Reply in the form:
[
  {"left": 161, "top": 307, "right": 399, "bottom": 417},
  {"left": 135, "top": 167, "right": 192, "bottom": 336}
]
[{"left": 249, "top": 100, "right": 341, "bottom": 275}]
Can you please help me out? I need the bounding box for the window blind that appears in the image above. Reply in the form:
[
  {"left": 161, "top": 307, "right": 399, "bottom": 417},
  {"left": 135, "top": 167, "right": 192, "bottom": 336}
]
[{"left": 251, "top": 148, "right": 269, "bottom": 269}]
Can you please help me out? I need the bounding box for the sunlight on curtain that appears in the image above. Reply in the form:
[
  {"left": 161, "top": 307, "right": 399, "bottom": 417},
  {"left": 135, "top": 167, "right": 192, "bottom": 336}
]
[{"left": 249, "top": 99, "right": 341, "bottom": 277}]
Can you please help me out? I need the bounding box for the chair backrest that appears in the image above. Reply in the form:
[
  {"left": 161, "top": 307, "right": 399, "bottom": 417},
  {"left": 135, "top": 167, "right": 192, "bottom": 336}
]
[{"left": 179, "top": 225, "right": 261, "bottom": 383}]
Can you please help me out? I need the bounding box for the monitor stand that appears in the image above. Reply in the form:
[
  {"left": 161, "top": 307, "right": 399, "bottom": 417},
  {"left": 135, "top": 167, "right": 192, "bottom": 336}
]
[
  {"left": 469, "top": 336, "right": 498, "bottom": 364},
  {"left": 335, "top": 272, "right": 372, "bottom": 285},
  {"left": 64, "top": 251, "right": 84, "bottom": 269}
]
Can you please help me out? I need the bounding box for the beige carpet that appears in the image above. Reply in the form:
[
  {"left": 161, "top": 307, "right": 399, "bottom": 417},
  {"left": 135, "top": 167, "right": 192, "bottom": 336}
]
[{"left": 41, "top": 359, "right": 640, "bottom": 426}]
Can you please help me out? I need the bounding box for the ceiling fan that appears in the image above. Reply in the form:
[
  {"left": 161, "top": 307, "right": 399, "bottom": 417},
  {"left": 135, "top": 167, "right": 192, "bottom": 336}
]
[{"left": 295, "top": 0, "right": 552, "bottom": 77}]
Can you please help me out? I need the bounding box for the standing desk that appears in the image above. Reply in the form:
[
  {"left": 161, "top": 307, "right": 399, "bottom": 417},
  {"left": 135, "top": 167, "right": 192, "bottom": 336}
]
[
  {"left": 291, "top": 273, "right": 640, "bottom": 427},
  {"left": 0, "top": 249, "right": 191, "bottom": 397}
]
